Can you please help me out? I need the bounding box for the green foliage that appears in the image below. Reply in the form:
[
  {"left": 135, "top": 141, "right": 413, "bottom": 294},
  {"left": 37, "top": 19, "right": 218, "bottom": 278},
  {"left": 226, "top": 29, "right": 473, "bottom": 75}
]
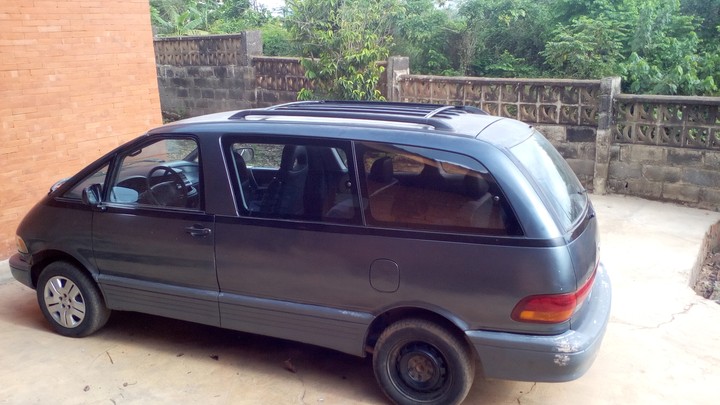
[
  {"left": 148, "top": 0, "right": 720, "bottom": 95},
  {"left": 618, "top": 0, "right": 717, "bottom": 95},
  {"left": 477, "top": 50, "right": 540, "bottom": 78},
  {"left": 286, "top": 0, "right": 400, "bottom": 100},
  {"left": 151, "top": 0, "right": 212, "bottom": 36},
  {"left": 390, "top": 0, "right": 462, "bottom": 75},
  {"left": 151, "top": 0, "right": 278, "bottom": 36},
  {"left": 542, "top": 15, "right": 626, "bottom": 78},
  {"left": 459, "top": 0, "right": 552, "bottom": 75},
  {"left": 209, "top": 0, "right": 273, "bottom": 33},
  {"left": 260, "top": 21, "right": 297, "bottom": 56}
]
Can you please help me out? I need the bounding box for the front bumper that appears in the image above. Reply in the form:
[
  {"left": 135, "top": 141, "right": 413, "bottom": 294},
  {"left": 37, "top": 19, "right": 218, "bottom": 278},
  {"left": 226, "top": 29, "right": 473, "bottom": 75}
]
[
  {"left": 466, "top": 263, "right": 611, "bottom": 382},
  {"left": 9, "top": 253, "right": 33, "bottom": 289}
]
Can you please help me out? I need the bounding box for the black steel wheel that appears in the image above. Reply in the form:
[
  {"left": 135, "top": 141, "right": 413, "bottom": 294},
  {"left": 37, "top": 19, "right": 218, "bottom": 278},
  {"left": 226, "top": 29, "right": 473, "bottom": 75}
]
[
  {"left": 36, "top": 261, "right": 110, "bottom": 337},
  {"left": 373, "top": 318, "right": 475, "bottom": 405}
]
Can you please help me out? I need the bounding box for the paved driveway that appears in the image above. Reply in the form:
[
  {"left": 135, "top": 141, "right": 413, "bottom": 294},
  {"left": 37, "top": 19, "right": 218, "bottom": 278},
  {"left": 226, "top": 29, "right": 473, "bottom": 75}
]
[{"left": 1, "top": 194, "right": 719, "bottom": 404}]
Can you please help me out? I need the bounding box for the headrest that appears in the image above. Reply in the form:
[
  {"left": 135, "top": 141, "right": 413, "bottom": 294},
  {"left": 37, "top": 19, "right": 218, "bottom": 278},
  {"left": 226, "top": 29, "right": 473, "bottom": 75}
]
[
  {"left": 233, "top": 149, "right": 249, "bottom": 180},
  {"left": 368, "top": 156, "right": 394, "bottom": 183},
  {"left": 419, "top": 164, "right": 444, "bottom": 185},
  {"left": 281, "top": 145, "right": 308, "bottom": 171}
]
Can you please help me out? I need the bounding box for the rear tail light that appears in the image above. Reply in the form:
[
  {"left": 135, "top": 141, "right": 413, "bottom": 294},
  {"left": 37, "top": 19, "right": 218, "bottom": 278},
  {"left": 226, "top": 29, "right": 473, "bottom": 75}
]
[{"left": 511, "top": 267, "right": 597, "bottom": 324}]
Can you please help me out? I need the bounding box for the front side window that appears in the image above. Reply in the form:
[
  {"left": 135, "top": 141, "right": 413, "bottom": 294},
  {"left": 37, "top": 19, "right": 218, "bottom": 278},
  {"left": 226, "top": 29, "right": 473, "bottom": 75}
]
[
  {"left": 358, "top": 142, "right": 521, "bottom": 236},
  {"left": 226, "top": 139, "right": 359, "bottom": 223},
  {"left": 108, "top": 138, "right": 202, "bottom": 210}
]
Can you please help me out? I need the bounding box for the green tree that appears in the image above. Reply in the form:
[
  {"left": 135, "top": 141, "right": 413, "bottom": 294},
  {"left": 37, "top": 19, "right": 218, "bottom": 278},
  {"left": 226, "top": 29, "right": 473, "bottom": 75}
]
[
  {"left": 286, "top": 0, "right": 400, "bottom": 100},
  {"left": 540, "top": 0, "right": 718, "bottom": 95},
  {"left": 260, "top": 20, "right": 297, "bottom": 56},
  {"left": 457, "top": 0, "right": 551, "bottom": 77},
  {"left": 151, "top": 0, "right": 213, "bottom": 36},
  {"left": 542, "top": 15, "right": 626, "bottom": 78},
  {"left": 390, "top": 0, "right": 462, "bottom": 75},
  {"left": 209, "top": 0, "right": 272, "bottom": 33},
  {"left": 620, "top": 0, "right": 715, "bottom": 95}
]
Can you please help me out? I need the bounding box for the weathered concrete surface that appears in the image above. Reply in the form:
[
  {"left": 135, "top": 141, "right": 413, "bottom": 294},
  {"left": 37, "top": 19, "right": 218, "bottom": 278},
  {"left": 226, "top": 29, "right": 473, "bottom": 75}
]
[{"left": 1, "top": 194, "right": 719, "bottom": 404}]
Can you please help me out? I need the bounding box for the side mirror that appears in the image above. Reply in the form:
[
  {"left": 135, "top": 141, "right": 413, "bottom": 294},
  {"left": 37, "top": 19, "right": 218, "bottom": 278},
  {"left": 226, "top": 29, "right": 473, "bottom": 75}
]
[
  {"left": 238, "top": 147, "right": 255, "bottom": 163},
  {"left": 82, "top": 184, "right": 102, "bottom": 206}
]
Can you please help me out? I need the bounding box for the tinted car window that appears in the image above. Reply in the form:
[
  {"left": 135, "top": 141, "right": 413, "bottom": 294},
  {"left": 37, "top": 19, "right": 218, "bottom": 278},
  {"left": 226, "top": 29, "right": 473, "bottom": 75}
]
[
  {"left": 108, "top": 138, "right": 202, "bottom": 209},
  {"left": 227, "top": 139, "right": 359, "bottom": 223},
  {"left": 64, "top": 163, "right": 109, "bottom": 200},
  {"left": 510, "top": 131, "right": 587, "bottom": 230},
  {"left": 358, "top": 142, "right": 521, "bottom": 236}
]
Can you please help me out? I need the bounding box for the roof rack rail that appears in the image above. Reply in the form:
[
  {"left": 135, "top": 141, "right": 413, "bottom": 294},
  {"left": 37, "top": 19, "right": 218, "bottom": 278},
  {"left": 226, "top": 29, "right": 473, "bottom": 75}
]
[
  {"left": 229, "top": 101, "right": 487, "bottom": 131},
  {"left": 269, "top": 100, "right": 487, "bottom": 115},
  {"left": 229, "top": 109, "right": 455, "bottom": 130}
]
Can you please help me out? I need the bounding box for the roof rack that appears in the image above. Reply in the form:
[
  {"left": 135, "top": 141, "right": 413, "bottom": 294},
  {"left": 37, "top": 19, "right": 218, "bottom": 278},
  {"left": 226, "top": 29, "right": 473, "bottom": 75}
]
[{"left": 228, "top": 101, "right": 487, "bottom": 131}]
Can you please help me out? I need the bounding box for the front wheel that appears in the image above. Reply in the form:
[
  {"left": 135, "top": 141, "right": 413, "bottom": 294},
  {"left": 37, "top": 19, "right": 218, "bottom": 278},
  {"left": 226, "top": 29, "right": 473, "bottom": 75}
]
[
  {"left": 36, "top": 261, "right": 110, "bottom": 337},
  {"left": 373, "top": 319, "right": 475, "bottom": 405}
]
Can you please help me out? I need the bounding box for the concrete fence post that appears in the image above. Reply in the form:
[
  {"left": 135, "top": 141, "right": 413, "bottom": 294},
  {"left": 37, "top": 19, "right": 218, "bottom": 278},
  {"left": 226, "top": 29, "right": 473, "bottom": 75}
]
[
  {"left": 386, "top": 56, "right": 410, "bottom": 102},
  {"left": 593, "top": 76, "right": 622, "bottom": 194},
  {"left": 241, "top": 30, "right": 263, "bottom": 66}
]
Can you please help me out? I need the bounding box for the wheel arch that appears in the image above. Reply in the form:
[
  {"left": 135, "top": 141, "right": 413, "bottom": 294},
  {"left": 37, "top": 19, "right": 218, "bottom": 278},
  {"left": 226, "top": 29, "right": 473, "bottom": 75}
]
[
  {"left": 365, "top": 306, "right": 474, "bottom": 358},
  {"left": 30, "top": 250, "right": 98, "bottom": 290}
]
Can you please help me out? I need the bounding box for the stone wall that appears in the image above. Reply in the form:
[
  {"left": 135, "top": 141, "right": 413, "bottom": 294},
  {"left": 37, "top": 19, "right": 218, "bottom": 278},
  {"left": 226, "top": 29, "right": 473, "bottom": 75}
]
[
  {"left": 155, "top": 32, "right": 403, "bottom": 117},
  {"left": 155, "top": 32, "right": 262, "bottom": 117},
  {"left": 158, "top": 64, "right": 258, "bottom": 116},
  {"left": 608, "top": 95, "right": 720, "bottom": 209},
  {"left": 152, "top": 32, "right": 720, "bottom": 211},
  {"left": 253, "top": 56, "right": 309, "bottom": 107}
]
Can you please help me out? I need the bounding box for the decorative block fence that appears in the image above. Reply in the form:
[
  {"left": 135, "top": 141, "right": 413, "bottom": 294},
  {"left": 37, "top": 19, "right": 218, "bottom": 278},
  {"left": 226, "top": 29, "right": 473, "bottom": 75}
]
[
  {"left": 608, "top": 95, "right": 720, "bottom": 209},
  {"left": 154, "top": 31, "right": 720, "bottom": 210}
]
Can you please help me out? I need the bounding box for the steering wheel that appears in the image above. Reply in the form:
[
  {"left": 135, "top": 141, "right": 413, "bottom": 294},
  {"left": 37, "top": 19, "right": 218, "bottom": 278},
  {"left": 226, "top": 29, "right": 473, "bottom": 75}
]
[{"left": 146, "top": 165, "right": 188, "bottom": 207}]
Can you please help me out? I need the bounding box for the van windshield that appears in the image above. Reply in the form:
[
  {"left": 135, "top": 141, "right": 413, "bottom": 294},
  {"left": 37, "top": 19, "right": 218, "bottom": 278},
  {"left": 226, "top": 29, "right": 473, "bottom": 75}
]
[{"left": 510, "top": 131, "right": 587, "bottom": 230}]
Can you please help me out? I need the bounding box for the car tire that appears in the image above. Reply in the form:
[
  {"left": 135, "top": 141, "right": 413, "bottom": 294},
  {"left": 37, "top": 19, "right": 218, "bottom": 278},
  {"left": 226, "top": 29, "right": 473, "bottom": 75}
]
[
  {"left": 36, "top": 261, "right": 110, "bottom": 337},
  {"left": 373, "top": 318, "right": 475, "bottom": 405}
]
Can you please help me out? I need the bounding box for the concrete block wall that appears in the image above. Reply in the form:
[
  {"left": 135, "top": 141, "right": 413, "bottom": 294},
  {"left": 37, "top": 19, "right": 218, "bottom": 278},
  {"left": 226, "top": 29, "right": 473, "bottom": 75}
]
[
  {"left": 608, "top": 145, "right": 720, "bottom": 209},
  {"left": 157, "top": 65, "right": 257, "bottom": 117},
  {"left": 0, "top": 0, "right": 162, "bottom": 258}
]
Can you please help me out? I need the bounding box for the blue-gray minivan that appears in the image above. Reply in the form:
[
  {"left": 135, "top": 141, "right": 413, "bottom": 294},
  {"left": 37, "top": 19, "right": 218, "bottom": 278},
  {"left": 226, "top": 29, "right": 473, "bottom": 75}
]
[{"left": 10, "top": 101, "right": 611, "bottom": 405}]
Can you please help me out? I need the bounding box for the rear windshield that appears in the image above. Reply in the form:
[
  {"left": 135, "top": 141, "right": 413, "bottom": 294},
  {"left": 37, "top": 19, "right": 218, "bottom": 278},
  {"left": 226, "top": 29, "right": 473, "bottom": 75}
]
[{"left": 510, "top": 131, "right": 587, "bottom": 230}]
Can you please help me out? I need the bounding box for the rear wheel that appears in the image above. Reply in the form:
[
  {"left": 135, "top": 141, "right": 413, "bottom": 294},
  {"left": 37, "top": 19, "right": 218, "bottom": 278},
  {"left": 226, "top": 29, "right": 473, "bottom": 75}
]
[
  {"left": 36, "top": 261, "right": 110, "bottom": 337},
  {"left": 373, "top": 318, "right": 475, "bottom": 405}
]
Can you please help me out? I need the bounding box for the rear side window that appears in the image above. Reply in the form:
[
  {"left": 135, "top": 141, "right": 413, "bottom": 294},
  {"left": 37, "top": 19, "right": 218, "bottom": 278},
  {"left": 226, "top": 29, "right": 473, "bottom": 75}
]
[
  {"left": 357, "top": 142, "right": 521, "bottom": 236},
  {"left": 226, "top": 139, "right": 360, "bottom": 223},
  {"left": 510, "top": 131, "right": 587, "bottom": 230}
]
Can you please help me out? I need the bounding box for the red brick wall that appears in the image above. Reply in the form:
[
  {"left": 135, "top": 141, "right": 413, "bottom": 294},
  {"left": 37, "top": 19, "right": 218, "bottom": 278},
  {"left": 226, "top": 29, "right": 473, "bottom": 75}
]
[{"left": 0, "top": 1, "right": 162, "bottom": 258}]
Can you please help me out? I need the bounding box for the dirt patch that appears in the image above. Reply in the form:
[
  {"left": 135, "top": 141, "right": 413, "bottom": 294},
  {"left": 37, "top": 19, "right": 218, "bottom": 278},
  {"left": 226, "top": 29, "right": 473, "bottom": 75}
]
[
  {"left": 694, "top": 251, "right": 720, "bottom": 302},
  {"left": 693, "top": 219, "right": 720, "bottom": 303}
]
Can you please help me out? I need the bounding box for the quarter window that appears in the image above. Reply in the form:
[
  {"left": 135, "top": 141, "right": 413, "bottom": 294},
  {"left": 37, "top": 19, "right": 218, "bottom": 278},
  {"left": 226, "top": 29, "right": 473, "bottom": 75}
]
[
  {"left": 358, "top": 142, "right": 521, "bottom": 236},
  {"left": 64, "top": 164, "right": 109, "bottom": 200}
]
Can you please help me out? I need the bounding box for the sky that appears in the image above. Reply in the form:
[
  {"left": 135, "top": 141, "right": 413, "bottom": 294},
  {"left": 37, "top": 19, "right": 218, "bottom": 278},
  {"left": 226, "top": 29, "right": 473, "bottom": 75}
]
[{"left": 256, "top": 0, "right": 285, "bottom": 12}]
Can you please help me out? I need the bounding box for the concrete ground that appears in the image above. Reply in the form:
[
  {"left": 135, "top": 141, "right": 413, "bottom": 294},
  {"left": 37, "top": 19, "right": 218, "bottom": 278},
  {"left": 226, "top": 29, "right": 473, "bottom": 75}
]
[{"left": 1, "top": 194, "right": 719, "bottom": 405}]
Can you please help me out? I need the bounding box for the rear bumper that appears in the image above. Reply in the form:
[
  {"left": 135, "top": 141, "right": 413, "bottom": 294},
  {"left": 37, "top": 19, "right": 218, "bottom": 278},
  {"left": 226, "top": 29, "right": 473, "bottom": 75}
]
[
  {"left": 466, "top": 262, "right": 611, "bottom": 382},
  {"left": 9, "top": 253, "right": 33, "bottom": 289}
]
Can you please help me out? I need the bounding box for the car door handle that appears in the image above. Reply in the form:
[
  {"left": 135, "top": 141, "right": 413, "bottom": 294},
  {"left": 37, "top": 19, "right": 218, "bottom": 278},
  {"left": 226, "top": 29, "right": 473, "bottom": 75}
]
[{"left": 185, "top": 225, "right": 212, "bottom": 237}]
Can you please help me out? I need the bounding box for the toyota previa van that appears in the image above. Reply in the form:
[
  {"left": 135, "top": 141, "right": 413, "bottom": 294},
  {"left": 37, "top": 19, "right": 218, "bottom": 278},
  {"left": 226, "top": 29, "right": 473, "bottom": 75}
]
[{"left": 11, "top": 101, "right": 611, "bottom": 405}]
